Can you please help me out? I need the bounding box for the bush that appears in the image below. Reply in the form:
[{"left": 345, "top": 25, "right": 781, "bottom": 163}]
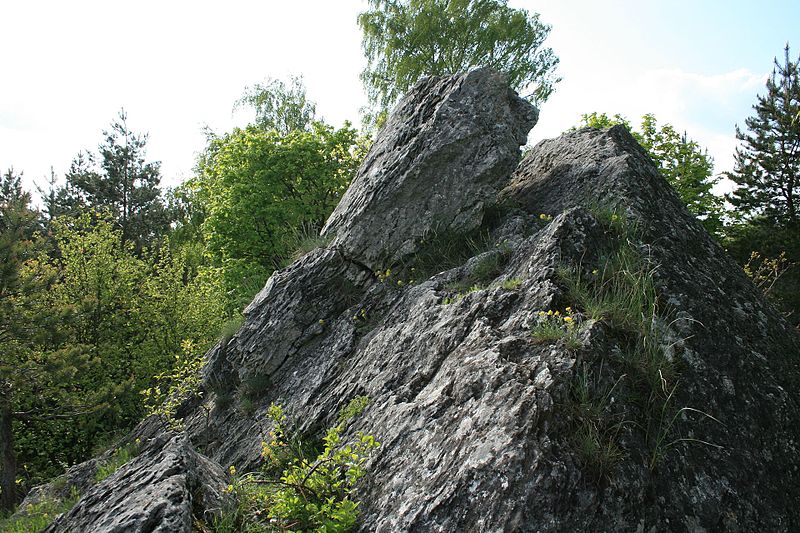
[{"left": 216, "top": 397, "right": 379, "bottom": 532}]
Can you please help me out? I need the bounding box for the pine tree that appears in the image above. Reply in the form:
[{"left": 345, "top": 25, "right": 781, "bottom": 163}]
[
  {"left": 727, "top": 44, "right": 800, "bottom": 228},
  {"left": 61, "top": 110, "right": 171, "bottom": 252},
  {"left": 0, "top": 171, "right": 106, "bottom": 511}
]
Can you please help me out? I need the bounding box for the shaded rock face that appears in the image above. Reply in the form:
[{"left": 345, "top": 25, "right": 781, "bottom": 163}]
[{"left": 31, "top": 71, "right": 800, "bottom": 532}]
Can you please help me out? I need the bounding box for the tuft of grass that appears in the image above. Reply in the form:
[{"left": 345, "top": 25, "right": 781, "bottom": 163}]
[
  {"left": 219, "top": 314, "right": 245, "bottom": 346},
  {"left": 238, "top": 396, "right": 256, "bottom": 417},
  {"left": 0, "top": 487, "right": 80, "bottom": 533},
  {"left": 214, "top": 390, "right": 234, "bottom": 412},
  {"left": 403, "top": 226, "right": 495, "bottom": 281},
  {"left": 569, "top": 365, "right": 627, "bottom": 482},
  {"left": 441, "top": 284, "right": 482, "bottom": 305},
  {"left": 95, "top": 441, "right": 140, "bottom": 483},
  {"left": 500, "top": 277, "right": 523, "bottom": 290},
  {"left": 560, "top": 244, "right": 658, "bottom": 334},
  {"left": 240, "top": 374, "right": 272, "bottom": 403},
  {"left": 531, "top": 308, "right": 582, "bottom": 349},
  {"left": 285, "top": 223, "right": 333, "bottom": 264}
]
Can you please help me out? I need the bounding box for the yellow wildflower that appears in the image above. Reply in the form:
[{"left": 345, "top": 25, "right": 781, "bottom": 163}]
[
  {"left": 563, "top": 316, "right": 573, "bottom": 323},
  {"left": 228, "top": 465, "right": 236, "bottom": 476},
  {"left": 565, "top": 306, "right": 572, "bottom": 313}
]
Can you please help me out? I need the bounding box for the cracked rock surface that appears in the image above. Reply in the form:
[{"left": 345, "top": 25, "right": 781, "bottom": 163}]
[
  {"left": 25, "top": 70, "right": 800, "bottom": 532},
  {"left": 43, "top": 433, "right": 228, "bottom": 532}
]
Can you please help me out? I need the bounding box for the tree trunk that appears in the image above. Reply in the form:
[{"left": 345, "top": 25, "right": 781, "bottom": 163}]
[{"left": 0, "top": 389, "right": 17, "bottom": 512}]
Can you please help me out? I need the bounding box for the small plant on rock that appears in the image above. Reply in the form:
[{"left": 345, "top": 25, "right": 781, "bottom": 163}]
[
  {"left": 531, "top": 307, "right": 582, "bottom": 349},
  {"left": 94, "top": 440, "right": 141, "bottom": 482},
  {"left": 216, "top": 397, "right": 380, "bottom": 532}
]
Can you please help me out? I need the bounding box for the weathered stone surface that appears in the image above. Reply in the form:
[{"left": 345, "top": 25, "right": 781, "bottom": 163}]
[
  {"left": 321, "top": 67, "right": 538, "bottom": 271},
  {"left": 195, "top": 124, "right": 799, "bottom": 532},
  {"left": 43, "top": 433, "right": 229, "bottom": 532},
  {"left": 26, "top": 73, "right": 800, "bottom": 532}
]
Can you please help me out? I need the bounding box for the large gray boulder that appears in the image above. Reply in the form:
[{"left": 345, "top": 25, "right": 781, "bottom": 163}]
[
  {"left": 24, "top": 71, "right": 800, "bottom": 532},
  {"left": 321, "top": 67, "right": 538, "bottom": 271},
  {"left": 197, "top": 124, "right": 800, "bottom": 531}
]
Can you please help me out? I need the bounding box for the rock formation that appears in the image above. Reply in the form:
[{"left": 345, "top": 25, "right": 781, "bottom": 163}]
[{"left": 21, "top": 68, "right": 800, "bottom": 532}]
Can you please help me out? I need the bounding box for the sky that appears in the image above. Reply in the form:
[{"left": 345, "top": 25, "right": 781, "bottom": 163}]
[{"left": 1, "top": 0, "right": 799, "bottom": 199}]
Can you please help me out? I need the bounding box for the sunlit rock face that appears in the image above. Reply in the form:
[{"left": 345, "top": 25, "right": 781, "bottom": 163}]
[{"left": 26, "top": 69, "right": 800, "bottom": 532}]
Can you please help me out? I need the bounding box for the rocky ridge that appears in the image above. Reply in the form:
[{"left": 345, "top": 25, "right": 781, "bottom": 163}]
[{"left": 23, "top": 68, "right": 800, "bottom": 532}]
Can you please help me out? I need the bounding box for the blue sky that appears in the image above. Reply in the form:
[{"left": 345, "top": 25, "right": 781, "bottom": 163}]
[{"left": 1, "top": 0, "right": 798, "bottom": 198}]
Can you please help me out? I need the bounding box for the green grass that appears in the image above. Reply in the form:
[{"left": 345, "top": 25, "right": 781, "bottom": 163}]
[
  {"left": 441, "top": 284, "right": 482, "bottom": 305},
  {"left": 531, "top": 319, "right": 570, "bottom": 343},
  {"left": 286, "top": 223, "right": 333, "bottom": 264},
  {"left": 559, "top": 244, "right": 658, "bottom": 334},
  {"left": 402, "top": 226, "right": 495, "bottom": 280},
  {"left": 95, "top": 441, "right": 140, "bottom": 482},
  {"left": 0, "top": 487, "right": 80, "bottom": 533},
  {"left": 558, "top": 208, "right": 710, "bottom": 476},
  {"left": 238, "top": 396, "right": 256, "bottom": 416},
  {"left": 569, "top": 365, "right": 627, "bottom": 481},
  {"left": 500, "top": 277, "right": 523, "bottom": 290},
  {"left": 219, "top": 314, "right": 245, "bottom": 345},
  {"left": 530, "top": 309, "right": 582, "bottom": 349}
]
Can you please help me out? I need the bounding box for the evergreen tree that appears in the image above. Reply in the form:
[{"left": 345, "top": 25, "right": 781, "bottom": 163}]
[
  {"left": 61, "top": 110, "right": 171, "bottom": 252},
  {"left": 0, "top": 173, "right": 105, "bottom": 511},
  {"left": 727, "top": 44, "right": 800, "bottom": 228}
]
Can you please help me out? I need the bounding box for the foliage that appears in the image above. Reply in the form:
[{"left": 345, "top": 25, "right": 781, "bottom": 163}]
[
  {"left": 192, "top": 122, "right": 364, "bottom": 311},
  {"left": 530, "top": 307, "right": 581, "bottom": 349},
  {"left": 3, "top": 212, "right": 228, "bottom": 500},
  {"left": 0, "top": 175, "right": 108, "bottom": 511},
  {"left": 0, "top": 487, "right": 80, "bottom": 532},
  {"left": 94, "top": 440, "right": 140, "bottom": 482},
  {"left": 142, "top": 340, "right": 206, "bottom": 430},
  {"left": 235, "top": 76, "right": 317, "bottom": 135},
  {"left": 577, "top": 112, "right": 724, "bottom": 236},
  {"left": 358, "top": 0, "right": 560, "bottom": 119},
  {"left": 47, "top": 110, "right": 171, "bottom": 253},
  {"left": 216, "top": 398, "right": 379, "bottom": 532},
  {"left": 723, "top": 219, "right": 800, "bottom": 327},
  {"left": 726, "top": 45, "right": 800, "bottom": 227},
  {"left": 743, "top": 250, "right": 795, "bottom": 296}
]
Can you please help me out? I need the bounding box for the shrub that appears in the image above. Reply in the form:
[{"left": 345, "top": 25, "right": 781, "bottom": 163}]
[
  {"left": 216, "top": 397, "right": 379, "bottom": 532},
  {"left": 0, "top": 487, "right": 80, "bottom": 533}
]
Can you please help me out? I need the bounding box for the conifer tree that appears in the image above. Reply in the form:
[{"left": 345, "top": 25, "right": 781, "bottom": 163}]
[
  {"left": 727, "top": 45, "right": 800, "bottom": 228},
  {"left": 61, "top": 110, "right": 171, "bottom": 252},
  {"left": 0, "top": 171, "right": 106, "bottom": 511}
]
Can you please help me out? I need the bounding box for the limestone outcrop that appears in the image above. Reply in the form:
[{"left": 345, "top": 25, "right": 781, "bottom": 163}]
[{"left": 21, "top": 69, "right": 800, "bottom": 532}]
